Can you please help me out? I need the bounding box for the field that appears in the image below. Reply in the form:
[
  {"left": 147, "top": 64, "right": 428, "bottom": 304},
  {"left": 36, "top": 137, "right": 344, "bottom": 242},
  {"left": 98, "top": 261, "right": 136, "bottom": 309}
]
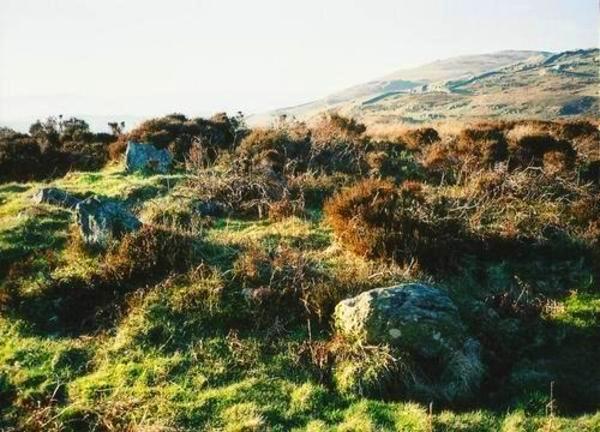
[{"left": 0, "top": 114, "right": 599, "bottom": 431}]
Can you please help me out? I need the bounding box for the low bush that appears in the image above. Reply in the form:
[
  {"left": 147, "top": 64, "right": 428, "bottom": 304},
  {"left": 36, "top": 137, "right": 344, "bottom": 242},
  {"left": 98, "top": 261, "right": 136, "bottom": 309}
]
[
  {"left": 325, "top": 179, "right": 464, "bottom": 267},
  {"left": 401, "top": 127, "right": 440, "bottom": 150},
  {"left": 456, "top": 127, "right": 508, "bottom": 167},
  {"left": 332, "top": 343, "right": 401, "bottom": 398},
  {"left": 0, "top": 129, "right": 43, "bottom": 182},
  {"left": 0, "top": 118, "right": 116, "bottom": 183},
  {"left": 189, "top": 169, "right": 288, "bottom": 218},
  {"left": 104, "top": 225, "right": 198, "bottom": 281},
  {"left": 267, "top": 196, "right": 305, "bottom": 221},
  {"left": 233, "top": 246, "right": 324, "bottom": 323},
  {"left": 287, "top": 172, "right": 351, "bottom": 209},
  {"left": 367, "top": 142, "right": 427, "bottom": 181},
  {"left": 110, "top": 112, "right": 242, "bottom": 163},
  {"left": 237, "top": 122, "right": 311, "bottom": 176},
  {"left": 309, "top": 114, "right": 370, "bottom": 174},
  {"left": 421, "top": 126, "right": 508, "bottom": 178},
  {"left": 508, "top": 134, "right": 576, "bottom": 171}
]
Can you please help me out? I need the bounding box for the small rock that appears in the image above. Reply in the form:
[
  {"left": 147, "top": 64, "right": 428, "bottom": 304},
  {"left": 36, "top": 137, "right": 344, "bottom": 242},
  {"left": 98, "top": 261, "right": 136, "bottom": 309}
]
[
  {"left": 76, "top": 196, "right": 142, "bottom": 247},
  {"left": 196, "top": 200, "right": 224, "bottom": 217},
  {"left": 125, "top": 141, "right": 172, "bottom": 174},
  {"left": 32, "top": 187, "right": 80, "bottom": 209}
]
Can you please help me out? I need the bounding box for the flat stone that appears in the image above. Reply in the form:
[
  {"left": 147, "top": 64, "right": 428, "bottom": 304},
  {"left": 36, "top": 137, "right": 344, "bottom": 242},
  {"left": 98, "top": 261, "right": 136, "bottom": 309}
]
[{"left": 32, "top": 187, "right": 80, "bottom": 209}]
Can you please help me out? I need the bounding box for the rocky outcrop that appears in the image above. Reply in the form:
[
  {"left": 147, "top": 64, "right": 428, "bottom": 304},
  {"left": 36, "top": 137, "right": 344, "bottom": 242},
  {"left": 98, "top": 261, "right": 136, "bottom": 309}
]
[
  {"left": 334, "top": 283, "right": 483, "bottom": 401},
  {"left": 32, "top": 187, "right": 81, "bottom": 209},
  {"left": 125, "top": 141, "right": 172, "bottom": 174},
  {"left": 75, "top": 196, "right": 142, "bottom": 247}
]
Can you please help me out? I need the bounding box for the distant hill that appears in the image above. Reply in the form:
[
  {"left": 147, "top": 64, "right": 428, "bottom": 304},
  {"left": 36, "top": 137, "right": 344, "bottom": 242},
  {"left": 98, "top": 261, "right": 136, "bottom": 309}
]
[{"left": 253, "top": 49, "right": 599, "bottom": 125}]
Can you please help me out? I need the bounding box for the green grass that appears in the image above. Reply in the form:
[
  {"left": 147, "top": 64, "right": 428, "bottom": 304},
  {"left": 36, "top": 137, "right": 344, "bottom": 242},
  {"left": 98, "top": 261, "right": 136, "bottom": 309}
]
[{"left": 1, "top": 165, "right": 599, "bottom": 431}]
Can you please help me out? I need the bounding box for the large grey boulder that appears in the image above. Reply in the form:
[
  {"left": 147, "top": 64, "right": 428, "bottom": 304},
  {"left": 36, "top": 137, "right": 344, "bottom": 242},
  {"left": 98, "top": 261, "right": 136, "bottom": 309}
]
[
  {"left": 32, "top": 187, "right": 80, "bottom": 209},
  {"left": 335, "top": 283, "right": 466, "bottom": 355},
  {"left": 76, "top": 196, "right": 142, "bottom": 247},
  {"left": 334, "top": 283, "right": 483, "bottom": 400},
  {"left": 125, "top": 141, "right": 172, "bottom": 174}
]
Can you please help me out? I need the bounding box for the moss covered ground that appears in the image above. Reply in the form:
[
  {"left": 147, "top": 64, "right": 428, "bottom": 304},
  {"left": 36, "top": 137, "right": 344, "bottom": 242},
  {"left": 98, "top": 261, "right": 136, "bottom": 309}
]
[{"left": 0, "top": 162, "right": 598, "bottom": 431}]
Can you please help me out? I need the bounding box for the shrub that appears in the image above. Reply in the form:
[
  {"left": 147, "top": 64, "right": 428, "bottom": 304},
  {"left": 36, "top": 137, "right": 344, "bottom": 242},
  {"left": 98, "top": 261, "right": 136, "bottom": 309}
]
[
  {"left": 508, "top": 134, "right": 575, "bottom": 171},
  {"left": 0, "top": 129, "right": 43, "bottom": 182},
  {"left": 421, "top": 127, "right": 507, "bottom": 178},
  {"left": 289, "top": 383, "right": 329, "bottom": 415},
  {"left": 0, "top": 118, "right": 115, "bottom": 183},
  {"left": 233, "top": 246, "right": 324, "bottom": 322},
  {"left": 237, "top": 123, "right": 311, "bottom": 176},
  {"left": 325, "top": 179, "right": 462, "bottom": 266},
  {"left": 421, "top": 139, "right": 457, "bottom": 177},
  {"left": 313, "top": 113, "right": 366, "bottom": 139},
  {"left": 29, "top": 117, "right": 60, "bottom": 151},
  {"left": 456, "top": 126, "right": 508, "bottom": 167},
  {"left": 287, "top": 172, "right": 351, "bottom": 209},
  {"left": 325, "top": 178, "right": 402, "bottom": 258},
  {"left": 110, "top": 113, "right": 238, "bottom": 163},
  {"left": 367, "top": 142, "right": 427, "bottom": 181},
  {"left": 309, "top": 114, "right": 370, "bottom": 174},
  {"left": 267, "top": 196, "right": 305, "bottom": 221},
  {"left": 543, "top": 150, "right": 572, "bottom": 175},
  {"left": 189, "top": 169, "right": 288, "bottom": 218},
  {"left": 402, "top": 127, "right": 440, "bottom": 150},
  {"left": 579, "top": 160, "right": 600, "bottom": 185},
  {"left": 104, "top": 225, "right": 198, "bottom": 281}
]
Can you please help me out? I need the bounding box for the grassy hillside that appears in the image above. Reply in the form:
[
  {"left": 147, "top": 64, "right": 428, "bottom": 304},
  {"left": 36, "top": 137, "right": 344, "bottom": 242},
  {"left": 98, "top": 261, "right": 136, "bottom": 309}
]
[
  {"left": 257, "top": 49, "right": 598, "bottom": 126},
  {"left": 0, "top": 115, "right": 599, "bottom": 431}
]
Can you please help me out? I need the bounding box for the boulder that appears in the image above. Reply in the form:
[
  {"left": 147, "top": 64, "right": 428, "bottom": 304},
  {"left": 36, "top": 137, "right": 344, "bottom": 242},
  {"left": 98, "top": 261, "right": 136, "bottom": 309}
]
[
  {"left": 334, "top": 283, "right": 483, "bottom": 400},
  {"left": 32, "top": 187, "right": 80, "bottom": 209},
  {"left": 76, "top": 196, "right": 142, "bottom": 247},
  {"left": 335, "top": 283, "right": 467, "bottom": 356},
  {"left": 125, "top": 141, "right": 172, "bottom": 174}
]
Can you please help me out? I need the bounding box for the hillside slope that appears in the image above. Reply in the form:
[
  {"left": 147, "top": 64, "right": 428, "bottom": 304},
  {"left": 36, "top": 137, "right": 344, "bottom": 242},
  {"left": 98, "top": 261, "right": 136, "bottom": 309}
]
[
  {"left": 256, "top": 49, "right": 598, "bottom": 125},
  {"left": 1, "top": 115, "right": 599, "bottom": 430}
]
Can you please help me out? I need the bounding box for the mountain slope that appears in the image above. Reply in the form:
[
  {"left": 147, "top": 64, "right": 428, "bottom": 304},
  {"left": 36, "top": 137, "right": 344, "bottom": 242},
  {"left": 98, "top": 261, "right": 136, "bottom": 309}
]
[{"left": 255, "top": 49, "right": 598, "bottom": 125}]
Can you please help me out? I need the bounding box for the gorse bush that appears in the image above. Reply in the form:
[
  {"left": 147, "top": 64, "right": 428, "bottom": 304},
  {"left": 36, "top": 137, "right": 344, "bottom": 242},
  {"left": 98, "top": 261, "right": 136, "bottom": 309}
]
[
  {"left": 309, "top": 113, "right": 371, "bottom": 174},
  {"left": 401, "top": 127, "right": 440, "bottom": 150},
  {"left": 237, "top": 122, "right": 311, "bottom": 176},
  {"left": 457, "top": 127, "right": 508, "bottom": 168},
  {"left": 0, "top": 117, "right": 116, "bottom": 183},
  {"left": 189, "top": 168, "right": 289, "bottom": 218},
  {"left": 109, "top": 112, "right": 242, "bottom": 162},
  {"left": 233, "top": 246, "right": 324, "bottom": 323},
  {"left": 0, "top": 129, "right": 43, "bottom": 182},
  {"left": 104, "top": 225, "right": 198, "bottom": 281},
  {"left": 324, "top": 179, "right": 463, "bottom": 267},
  {"left": 508, "top": 134, "right": 576, "bottom": 172}
]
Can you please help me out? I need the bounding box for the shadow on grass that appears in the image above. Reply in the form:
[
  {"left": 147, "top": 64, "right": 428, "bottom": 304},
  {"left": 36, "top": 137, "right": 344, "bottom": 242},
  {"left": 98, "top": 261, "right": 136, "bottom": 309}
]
[
  {"left": 4, "top": 237, "right": 240, "bottom": 339},
  {"left": 0, "top": 208, "right": 71, "bottom": 279}
]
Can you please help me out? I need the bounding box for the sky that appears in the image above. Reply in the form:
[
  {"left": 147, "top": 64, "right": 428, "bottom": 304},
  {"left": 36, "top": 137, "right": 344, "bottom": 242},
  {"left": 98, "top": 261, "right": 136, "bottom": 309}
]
[{"left": 0, "top": 0, "right": 598, "bottom": 129}]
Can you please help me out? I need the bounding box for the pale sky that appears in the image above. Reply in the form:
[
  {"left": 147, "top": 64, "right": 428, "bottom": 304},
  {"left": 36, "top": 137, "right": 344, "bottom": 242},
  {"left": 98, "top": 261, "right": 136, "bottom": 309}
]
[{"left": 0, "top": 0, "right": 598, "bottom": 129}]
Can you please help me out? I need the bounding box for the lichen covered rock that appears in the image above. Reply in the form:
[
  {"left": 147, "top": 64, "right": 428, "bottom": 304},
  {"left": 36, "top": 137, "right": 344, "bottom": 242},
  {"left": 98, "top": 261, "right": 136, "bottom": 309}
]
[
  {"left": 76, "top": 196, "right": 142, "bottom": 247},
  {"left": 125, "top": 141, "right": 172, "bottom": 174},
  {"left": 334, "top": 283, "right": 484, "bottom": 401},
  {"left": 32, "top": 187, "right": 81, "bottom": 209},
  {"left": 335, "top": 283, "right": 466, "bottom": 356}
]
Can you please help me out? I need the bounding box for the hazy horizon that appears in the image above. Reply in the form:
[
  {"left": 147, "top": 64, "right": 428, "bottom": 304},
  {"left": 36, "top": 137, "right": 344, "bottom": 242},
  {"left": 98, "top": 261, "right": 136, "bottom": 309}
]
[{"left": 1, "top": 0, "right": 598, "bottom": 130}]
